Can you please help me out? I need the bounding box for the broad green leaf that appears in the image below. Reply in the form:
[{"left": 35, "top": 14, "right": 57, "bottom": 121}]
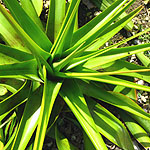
[
  {"left": 0, "top": 11, "right": 29, "bottom": 53},
  {"left": 114, "top": 86, "right": 137, "bottom": 101},
  {"left": 50, "top": 0, "right": 81, "bottom": 58},
  {"left": 20, "top": 0, "right": 44, "bottom": 30},
  {"left": 34, "top": 66, "right": 62, "bottom": 150},
  {"left": 72, "top": 0, "right": 129, "bottom": 46},
  {"left": 55, "top": 125, "right": 78, "bottom": 150},
  {"left": 79, "top": 80, "right": 150, "bottom": 120},
  {"left": 113, "top": 76, "right": 137, "bottom": 102},
  {"left": 58, "top": 70, "right": 150, "bottom": 92},
  {"left": 83, "top": 44, "right": 150, "bottom": 70},
  {"left": 119, "top": 110, "right": 150, "bottom": 148},
  {"left": 66, "top": 7, "right": 143, "bottom": 70},
  {"left": 11, "top": 85, "right": 43, "bottom": 150},
  {"left": 91, "top": 0, "right": 134, "bottom": 31},
  {"left": 46, "top": 0, "right": 66, "bottom": 43},
  {"left": 0, "top": 80, "right": 31, "bottom": 121},
  {"left": 0, "top": 121, "right": 4, "bottom": 150},
  {"left": 0, "top": 4, "right": 53, "bottom": 75},
  {"left": 136, "top": 52, "right": 150, "bottom": 67},
  {"left": 64, "top": 27, "right": 150, "bottom": 59},
  {"left": 3, "top": 0, "right": 52, "bottom": 52},
  {"left": 130, "top": 114, "right": 150, "bottom": 135},
  {"left": 72, "top": 0, "right": 136, "bottom": 50},
  {"left": 83, "top": 131, "right": 95, "bottom": 150},
  {"left": 60, "top": 79, "right": 107, "bottom": 150},
  {"left": 0, "top": 59, "right": 41, "bottom": 81},
  {"left": 32, "top": 0, "right": 43, "bottom": 16},
  {"left": 0, "top": 44, "right": 33, "bottom": 64},
  {"left": 87, "top": 98, "right": 134, "bottom": 150},
  {"left": 99, "top": 59, "right": 150, "bottom": 83}
]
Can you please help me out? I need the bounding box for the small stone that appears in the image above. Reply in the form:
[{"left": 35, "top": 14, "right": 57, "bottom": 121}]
[
  {"left": 141, "top": 95, "right": 147, "bottom": 103},
  {"left": 71, "top": 135, "right": 76, "bottom": 141},
  {"left": 145, "top": 16, "right": 149, "bottom": 20},
  {"left": 94, "top": 11, "right": 101, "bottom": 16},
  {"left": 137, "top": 80, "right": 144, "bottom": 85},
  {"left": 134, "top": 25, "right": 139, "bottom": 30}
]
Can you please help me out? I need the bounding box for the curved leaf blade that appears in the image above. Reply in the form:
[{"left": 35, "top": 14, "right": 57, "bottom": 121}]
[
  {"left": 32, "top": 0, "right": 43, "bottom": 16},
  {"left": 87, "top": 99, "right": 134, "bottom": 150},
  {"left": 20, "top": 0, "right": 44, "bottom": 30},
  {"left": 11, "top": 85, "right": 43, "bottom": 150},
  {"left": 119, "top": 110, "right": 150, "bottom": 148},
  {"left": 60, "top": 79, "right": 108, "bottom": 150},
  {"left": 0, "top": 44, "right": 33, "bottom": 64},
  {"left": 0, "top": 59, "right": 41, "bottom": 81},
  {"left": 79, "top": 81, "right": 150, "bottom": 120},
  {"left": 34, "top": 66, "right": 62, "bottom": 150},
  {"left": 3, "top": 0, "right": 52, "bottom": 51},
  {"left": 55, "top": 125, "right": 78, "bottom": 150},
  {"left": 0, "top": 81, "right": 31, "bottom": 121}
]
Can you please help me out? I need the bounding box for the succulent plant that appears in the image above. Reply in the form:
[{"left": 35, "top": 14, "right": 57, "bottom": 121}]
[{"left": 0, "top": 0, "right": 150, "bottom": 149}]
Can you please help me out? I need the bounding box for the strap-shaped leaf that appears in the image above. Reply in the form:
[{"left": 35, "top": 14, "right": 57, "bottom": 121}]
[
  {"left": 0, "top": 12, "right": 29, "bottom": 53},
  {"left": 63, "top": 27, "right": 150, "bottom": 59},
  {"left": 136, "top": 52, "right": 150, "bottom": 67},
  {"left": 119, "top": 110, "right": 150, "bottom": 148},
  {"left": 0, "top": 44, "right": 33, "bottom": 64},
  {"left": 32, "top": 0, "right": 43, "bottom": 16},
  {"left": 0, "top": 4, "right": 53, "bottom": 75},
  {"left": 72, "top": 0, "right": 131, "bottom": 46},
  {"left": 79, "top": 80, "right": 150, "bottom": 120},
  {"left": 34, "top": 66, "right": 62, "bottom": 150},
  {"left": 100, "top": 59, "right": 150, "bottom": 83},
  {"left": 20, "top": 0, "right": 44, "bottom": 30},
  {"left": 0, "top": 59, "right": 41, "bottom": 81},
  {"left": 66, "top": 6, "right": 143, "bottom": 70},
  {"left": 113, "top": 76, "right": 137, "bottom": 101},
  {"left": 87, "top": 98, "right": 134, "bottom": 150},
  {"left": 55, "top": 125, "right": 78, "bottom": 150},
  {"left": 50, "top": 0, "right": 81, "bottom": 58},
  {"left": 0, "top": 81, "right": 31, "bottom": 121},
  {"left": 129, "top": 113, "right": 150, "bottom": 135},
  {"left": 57, "top": 68, "right": 150, "bottom": 92},
  {"left": 60, "top": 79, "right": 107, "bottom": 150},
  {"left": 91, "top": 0, "right": 134, "bottom": 31},
  {"left": 11, "top": 85, "right": 43, "bottom": 150},
  {"left": 46, "top": 0, "right": 66, "bottom": 43},
  {"left": 83, "top": 43, "right": 150, "bottom": 70},
  {"left": 2, "top": 0, "right": 52, "bottom": 51}
]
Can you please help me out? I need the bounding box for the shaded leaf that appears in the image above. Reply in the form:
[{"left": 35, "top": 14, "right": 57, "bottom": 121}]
[
  {"left": 79, "top": 80, "right": 150, "bottom": 120},
  {"left": 11, "top": 85, "right": 42, "bottom": 150},
  {"left": 55, "top": 125, "right": 78, "bottom": 150},
  {"left": 60, "top": 79, "right": 107, "bottom": 150},
  {"left": 119, "top": 110, "right": 150, "bottom": 148},
  {"left": 3, "top": 0, "right": 52, "bottom": 51},
  {"left": 87, "top": 98, "right": 134, "bottom": 150},
  {"left": 34, "top": 66, "right": 62, "bottom": 150}
]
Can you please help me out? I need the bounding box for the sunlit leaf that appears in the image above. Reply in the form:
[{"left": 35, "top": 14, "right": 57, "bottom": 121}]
[{"left": 60, "top": 79, "right": 107, "bottom": 150}]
